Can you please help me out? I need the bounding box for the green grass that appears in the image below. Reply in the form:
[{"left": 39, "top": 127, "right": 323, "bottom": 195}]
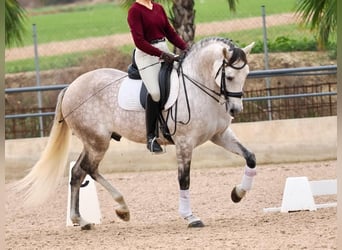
[
  {"left": 216, "top": 24, "right": 314, "bottom": 46},
  {"left": 6, "top": 24, "right": 323, "bottom": 74},
  {"left": 21, "top": 3, "right": 128, "bottom": 46},
  {"left": 192, "top": 0, "right": 297, "bottom": 22},
  {"left": 5, "top": 50, "right": 99, "bottom": 73},
  {"left": 19, "top": 0, "right": 297, "bottom": 46},
  {"left": 7, "top": 0, "right": 316, "bottom": 74}
]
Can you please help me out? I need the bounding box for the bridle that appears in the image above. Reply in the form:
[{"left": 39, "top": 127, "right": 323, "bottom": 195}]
[
  {"left": 179, "top": 51, "right": 247, "bottom": 107},
  {"left": 215, "top": 58, "right": 246, "bottom": 100},
  {"left": 165, "top": 55, "right": 247, "bottom": 136}
]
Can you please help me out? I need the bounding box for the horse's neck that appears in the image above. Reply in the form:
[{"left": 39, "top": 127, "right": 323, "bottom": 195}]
[{"left": 183, "top": 49, "right": 218, "bottom": 85}]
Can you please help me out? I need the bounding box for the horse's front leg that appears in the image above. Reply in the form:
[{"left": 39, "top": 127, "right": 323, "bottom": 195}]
[
  {"left": 211, "top": 127, "right": 256, "bottom": 203},
  {"left": 175, "top": 138, "right": 205, "bottom": 228}
]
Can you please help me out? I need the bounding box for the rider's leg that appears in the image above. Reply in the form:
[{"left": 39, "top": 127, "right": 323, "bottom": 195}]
[
  {"left": 145, "top": 94, "right": 162, "bottom": 152},
  {"left": 135, "top": 47, "right": 164, "bottom": 153},
  {"left": 135, "top": 41, "right": 171, "bottom": 152}
]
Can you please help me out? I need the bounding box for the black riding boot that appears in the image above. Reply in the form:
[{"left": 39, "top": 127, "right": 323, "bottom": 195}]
[{"left": 146, "top": 94, "right": 163, "bottom": 153}]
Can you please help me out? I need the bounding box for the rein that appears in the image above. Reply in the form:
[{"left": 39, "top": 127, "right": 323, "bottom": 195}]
[
  {"left": 59, "top": 62, "right": 161, "bottom": 123},
  {"left": 59, "top": 74, "right": 127, "bottom": 123}
]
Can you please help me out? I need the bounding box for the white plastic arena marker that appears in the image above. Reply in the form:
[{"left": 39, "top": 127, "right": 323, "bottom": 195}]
[
  {"left": 263, "top": 176, "right": 337, "bottom": 213},
  {"left": 280, "top": 177, "right": 316, "bottom": 212},
  {"left": 66, "top": 161, "right": 102, "bottom": 226}
]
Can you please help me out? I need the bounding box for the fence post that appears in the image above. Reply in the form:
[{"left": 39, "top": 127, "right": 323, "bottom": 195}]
[
  {"left": 261, "top": 5, "right": 272, "bottom": 120},
  {"left": 33, "top": 24, "right": 44, "bottom": 137}
]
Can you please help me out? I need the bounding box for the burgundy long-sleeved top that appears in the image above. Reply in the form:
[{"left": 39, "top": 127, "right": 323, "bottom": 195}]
[{"left": 127, "top": 2, "right": 187, "bottom": 57}]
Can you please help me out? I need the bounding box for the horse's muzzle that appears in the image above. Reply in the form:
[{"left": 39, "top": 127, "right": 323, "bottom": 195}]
[
  {"left": 228, "top": 105, "right": 243, "bottom": 118},
  {"left": 229, "top": 108, "right": 236, "bottom": 118}
]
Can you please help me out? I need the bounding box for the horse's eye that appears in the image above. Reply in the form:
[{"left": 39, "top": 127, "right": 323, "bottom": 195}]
[{"left": 227, "top": 76, "right": 234, "bottom": 81}]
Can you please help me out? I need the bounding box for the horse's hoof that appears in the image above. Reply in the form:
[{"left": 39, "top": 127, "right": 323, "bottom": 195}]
[
  {"left": 188, "top": 220, "right": 205, "bottom": 228},
  {"left": 116, "top": 209, "right": 130, "bottom": 221},
  {"left": 81, "top": 223, "right": 95, "bottom": 230},
  {"left": 231, "top": 186, "right": 244, "bottom": 203},
  {"left": 185, "top": 214, "right": 205, "bottom": 228}
]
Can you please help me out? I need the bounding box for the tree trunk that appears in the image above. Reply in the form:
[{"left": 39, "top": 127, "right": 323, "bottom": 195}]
[{"left": 171, "top": 0, "right": 196, "bottom": 53}]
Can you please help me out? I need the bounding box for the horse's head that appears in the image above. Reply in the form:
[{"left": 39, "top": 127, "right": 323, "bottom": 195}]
[
  {"left": 212, "top": 41, "right": 254, "bottom": 118},
  {"left": 183, "top": 37, "right": 254, "bottom": 118}
]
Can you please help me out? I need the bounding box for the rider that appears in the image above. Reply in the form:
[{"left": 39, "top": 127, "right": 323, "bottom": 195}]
[{"left": 127, "top": 0, "right": 188, "bottom": 153}]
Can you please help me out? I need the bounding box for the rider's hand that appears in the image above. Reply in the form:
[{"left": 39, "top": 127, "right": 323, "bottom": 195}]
[
  {"left": 160, "top": 52, "right": 178, "bottom": 64},
  {"left": 180, "top": 45, "right": 191, "bottom": 60}
]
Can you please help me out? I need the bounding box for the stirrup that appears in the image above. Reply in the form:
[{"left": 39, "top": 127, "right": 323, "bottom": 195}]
[{"left": 147, "top": 137, "right": 163, "bottom": 153}]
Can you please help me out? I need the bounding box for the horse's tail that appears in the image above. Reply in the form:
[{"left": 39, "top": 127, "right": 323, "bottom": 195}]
[{"left": 14, "top": 88, "right": 72, "bottom": 206}]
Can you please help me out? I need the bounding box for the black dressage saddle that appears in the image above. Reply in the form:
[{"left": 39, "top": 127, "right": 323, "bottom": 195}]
[{"left": 127, "top": 49, "right": 173, "bottom": 110}]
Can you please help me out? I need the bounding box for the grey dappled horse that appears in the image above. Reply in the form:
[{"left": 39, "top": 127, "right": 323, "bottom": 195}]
[{"left": 16, "top": 37, "right": 256, "bottom": 229}]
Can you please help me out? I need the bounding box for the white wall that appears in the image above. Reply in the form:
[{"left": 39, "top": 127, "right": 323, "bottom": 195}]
[{"left": 5, "top": 116, "right": 337, "bottom": 180}]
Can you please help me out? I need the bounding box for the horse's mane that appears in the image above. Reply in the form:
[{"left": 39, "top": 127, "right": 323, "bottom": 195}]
[
  {"left": 187, "top": 37, "right": 247, "bottom": 66},
  {"left": 192, "top": 37, "right": 235, "bottom": 51}
]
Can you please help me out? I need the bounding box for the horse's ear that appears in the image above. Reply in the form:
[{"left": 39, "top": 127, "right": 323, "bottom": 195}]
[
  {"left": 222, "top": 47, "right": 228, "bottom": 59},
  {"left": 243, "top": 42, "right": 255, "bottom": 55}
]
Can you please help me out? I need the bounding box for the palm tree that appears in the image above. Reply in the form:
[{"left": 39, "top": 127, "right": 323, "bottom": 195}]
[
  {"left": 295, "top": 0, "right": 336, "bottom": 49},
  {"left": 5, "top": 0, "right": 27, "bottom": 48},
  {"left": 168, "top": 0, "right": 195, "bottom": 48}
]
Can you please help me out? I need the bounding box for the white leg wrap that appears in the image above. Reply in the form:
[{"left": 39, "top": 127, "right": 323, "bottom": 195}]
[
  {"left": 240, "top": 165, "right": 257, "bottom": 191},
  {"left": 179, "top": 189, "right": 192, "bottom": 218}
]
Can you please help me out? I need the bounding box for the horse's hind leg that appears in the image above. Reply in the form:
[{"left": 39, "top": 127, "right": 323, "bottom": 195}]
[
  {"left": 69, "top": 151, "right": 92, "bottom": 229},
  {"left": 70, "top": 149, "right": 130, "bottom": 230},
  {"left": 91, "top": 173, "right": 130, "bottom": 221},
  {"left": 211, "top": 127, "right": 256, "bottom": 203}
]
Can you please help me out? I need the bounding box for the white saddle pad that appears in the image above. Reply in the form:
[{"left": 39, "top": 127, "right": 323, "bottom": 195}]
[{"left": 118, "top": 69, "right": 180, "bottom": 111}]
